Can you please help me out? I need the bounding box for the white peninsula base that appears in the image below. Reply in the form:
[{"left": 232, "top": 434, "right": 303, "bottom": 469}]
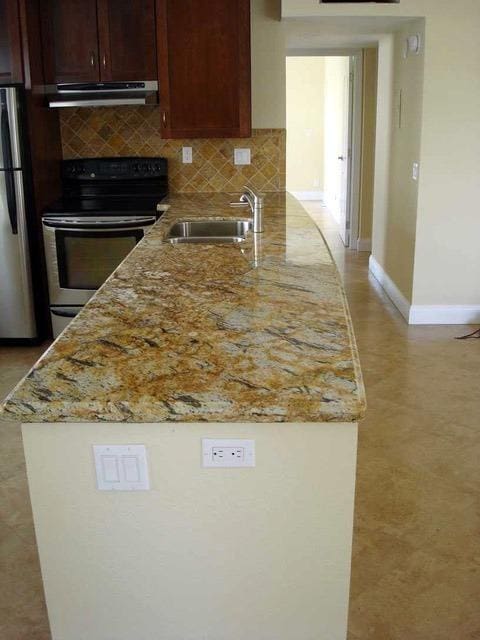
[{"left": 22, "top": 421, "right": 358, "bottom": 640}]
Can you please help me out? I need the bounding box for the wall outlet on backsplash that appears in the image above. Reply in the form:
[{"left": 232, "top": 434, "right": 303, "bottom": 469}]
[
  {"left": 234, "top": 148, "right": 251, "bottom": 165},
  {"left": 182, "top": 147, "right": 193, "bottom": 164}
]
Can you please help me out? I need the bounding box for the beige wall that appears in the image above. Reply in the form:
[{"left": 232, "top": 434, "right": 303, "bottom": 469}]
[
  {"left": 373, "top": 20, "right": 425, "bottom": 302},
  {"left": 23, "top": 421, "right": 358, "bottom": 640},
  {"left": 286, "top": 57, "right": 325, "bottom": 194},
  {"left": 280, "top": 0, "right": 480, "bottom": 313},
  {"left": 251, "top": 0, "right": 286, "bottom": 128},
  {"left": 358, "top": 48, "right": 377, "bottom": 246},
  {"left": 371, "top": 34, "right": 394, "bottom": 284},
  {"left": 412, "top": 4, "right": 480, "bottom": 307}
]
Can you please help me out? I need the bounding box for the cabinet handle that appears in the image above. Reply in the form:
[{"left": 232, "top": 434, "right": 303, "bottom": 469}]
[
  {"left": 162, "top": 112, "right": 167, "bottom": 127},
  {"left": 90, "top": 52, "right": 95, "bottom": 67},
  {"left": 102, "top": 53, "right": 106, "bottom": 69}
]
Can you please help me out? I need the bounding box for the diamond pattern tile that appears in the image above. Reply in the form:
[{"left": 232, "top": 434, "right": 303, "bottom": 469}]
[{"left": 60, "top": 107, "right": 286, "bottom": 193}]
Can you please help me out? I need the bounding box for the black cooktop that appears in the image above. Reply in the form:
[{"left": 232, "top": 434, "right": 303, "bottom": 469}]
[{"left": 44, "top": 157, "right": 168, "bottom": 218}]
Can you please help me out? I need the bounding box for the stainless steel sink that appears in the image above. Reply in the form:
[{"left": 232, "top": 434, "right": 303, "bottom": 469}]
[{"left": 165, "top": 219, "right": 252, "bottom": 244}]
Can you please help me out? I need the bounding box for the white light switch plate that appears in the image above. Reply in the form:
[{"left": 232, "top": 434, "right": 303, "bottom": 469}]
[
  {"left": 412, "top": 162, "right": 420, "bottom": 181},
  {"left": 234, "top": 148, "right": 251, "bottom": 166},
  {"left": 93, "top": 445, "right": 149, "bottom": 491},
  {"left": 202, "top": 439, "right": 255, "bottom": 468},
  {"left": 182, "top": 147, "right": 193, "bottom": 164}
]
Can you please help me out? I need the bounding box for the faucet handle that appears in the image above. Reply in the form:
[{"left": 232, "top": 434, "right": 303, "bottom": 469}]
[{"left": 242, "top": 185, "right": 264, "bottom": 207}]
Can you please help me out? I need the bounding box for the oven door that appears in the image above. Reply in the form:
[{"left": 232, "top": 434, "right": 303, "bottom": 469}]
[{"left": 42, "top": 216, "right": 156, "bottom": 306}]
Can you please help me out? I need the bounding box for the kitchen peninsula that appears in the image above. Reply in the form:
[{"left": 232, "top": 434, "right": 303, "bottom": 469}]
[{"left": 1, "top": 193, "right": 366, "bottom": 640}]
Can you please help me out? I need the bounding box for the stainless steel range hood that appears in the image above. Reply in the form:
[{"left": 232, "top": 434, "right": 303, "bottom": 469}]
[{"left": 48, "top": 81, "right": 158, "bottom": 108}]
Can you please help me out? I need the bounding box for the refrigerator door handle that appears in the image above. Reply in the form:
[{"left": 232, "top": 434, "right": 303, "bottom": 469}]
[
  {"left": 0, "top": 90, "right": 14, "bottom": 170},
  {"left": 1, "top": 89, "right": 18, "bottom": 234},
  {"left": 13, "top": 169, "right": 35, "bottom": 328},
  {"left": 4, "top": 87, "right": 22, "bottom": 168},
  {"left": 5, "top": 170, "right": 18, "bottom": 234}
]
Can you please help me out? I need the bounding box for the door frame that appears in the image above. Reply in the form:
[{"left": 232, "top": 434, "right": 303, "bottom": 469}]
[{"left": 286, "top": 48, "right": 364, "bottom": 250}]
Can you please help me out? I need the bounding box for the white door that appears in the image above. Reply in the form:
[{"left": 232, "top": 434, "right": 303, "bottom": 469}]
[
  {"left": 323, "top": 56, "right": 354, "bottom": 246},
  {"left": 337, "top": 58, "right": 354, "bottom": 246}
]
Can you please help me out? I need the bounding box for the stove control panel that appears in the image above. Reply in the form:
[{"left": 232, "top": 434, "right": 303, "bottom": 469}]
[{"left": 63, "top": 157, "right": 168, "bottom": 181}]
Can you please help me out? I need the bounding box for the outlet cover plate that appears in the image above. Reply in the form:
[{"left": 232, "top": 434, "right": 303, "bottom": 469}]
[
  {"left": 182, "top": 147, "right": 193, "bottom": 164},
  {"left": 234, "top": 148, "right": 251, "bottom": 166},
  {"left": 202, "top": 439, "right": 255, "bottom": 468},
  {"left": 93, "top": 444, "right": 150, "bottom": 491}
]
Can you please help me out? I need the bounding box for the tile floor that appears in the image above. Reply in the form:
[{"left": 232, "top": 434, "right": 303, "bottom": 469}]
[
  {"left": 0, "top": 344, "right": 51, "bottom": 640},
  {"left": 0, "top": 201, "right": 479, "bottom": 639}
]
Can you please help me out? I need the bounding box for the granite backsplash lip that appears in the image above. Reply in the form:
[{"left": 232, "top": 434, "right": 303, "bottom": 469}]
[{"left": 0, "top": 192, "right": 366, "bottom": 424}]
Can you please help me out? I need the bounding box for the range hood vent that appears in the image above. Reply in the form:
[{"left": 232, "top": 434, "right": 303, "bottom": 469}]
[{"left": 48, "top": 81, "right": 158, "bottom": 108}]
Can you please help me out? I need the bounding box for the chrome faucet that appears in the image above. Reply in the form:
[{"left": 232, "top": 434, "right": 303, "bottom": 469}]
[{"left": 239, "top": 186, "right": 264, "bottom": 233}]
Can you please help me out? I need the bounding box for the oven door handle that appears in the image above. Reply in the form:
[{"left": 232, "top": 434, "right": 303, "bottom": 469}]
[
  {"left": 42, "top": 216, "right": 157, "bottom": 230},
  {"left": 51, "top": 307, "right": 81, "bottom": 319}
]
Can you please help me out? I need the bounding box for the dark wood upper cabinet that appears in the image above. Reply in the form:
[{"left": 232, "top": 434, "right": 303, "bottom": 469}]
[
  {"left": 41, "top": 0, "right": 99, "bottom": 83},
  {"left": 41, "top": 0, "right": 157, "bottom": 84},
  {"left": 97, "top": 0, "right": 157, "bottom": 82},
  {"left": 156, "top": 0, "right": 251, "bottom": 138},
  {"left": 0, "top": 0, "right": 23, "bottom": 83}
]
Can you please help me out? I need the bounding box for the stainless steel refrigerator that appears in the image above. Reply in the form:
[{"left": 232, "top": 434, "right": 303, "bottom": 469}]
[{"left": 0, "top": 85, "right": 37, "bottom": 341}]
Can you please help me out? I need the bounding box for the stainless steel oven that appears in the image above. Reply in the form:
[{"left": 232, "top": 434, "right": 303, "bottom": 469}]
[
  {"left": 42, "top": 156, "right": 168, "bottom": 337},
  {"left": 43, "top": 215, "right": 157, "bottom": 335}
]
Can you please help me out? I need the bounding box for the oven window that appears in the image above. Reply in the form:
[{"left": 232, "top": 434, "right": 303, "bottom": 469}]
[{"left": 56, "top": 230, "right": 144, "bottom": 290}]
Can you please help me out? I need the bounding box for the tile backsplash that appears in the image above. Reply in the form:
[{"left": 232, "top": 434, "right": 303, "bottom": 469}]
[{"left": 60, "top": 107, "right": 286, "bottom": 193}]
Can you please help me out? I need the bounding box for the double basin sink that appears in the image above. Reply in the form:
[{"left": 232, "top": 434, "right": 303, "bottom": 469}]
[{"left": 165, "top": 219, "right": 252, "bottom": 245}]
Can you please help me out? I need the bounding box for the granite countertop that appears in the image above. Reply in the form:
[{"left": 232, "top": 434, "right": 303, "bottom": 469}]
[{"left": 0, "top": 193, "right": 366, "bottom": 424}]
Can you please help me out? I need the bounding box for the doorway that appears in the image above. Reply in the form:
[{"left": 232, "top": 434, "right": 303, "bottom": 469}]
[{"left": 286, "top": 52, "right": 363, "bottom": 249}]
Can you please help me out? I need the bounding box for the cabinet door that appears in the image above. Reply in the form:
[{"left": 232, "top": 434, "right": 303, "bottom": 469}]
[
  {"left": 41, "top": 0, "right": 99, "bottom": 83},
  {"left": 157, "top": 0, "right": 251, "bottom": 138},
  {"left": 0, "top": 0, "right": 23, "bottom": 83},
  {"left": 97, "top": 0, "right": 157, "bottom": 82}
]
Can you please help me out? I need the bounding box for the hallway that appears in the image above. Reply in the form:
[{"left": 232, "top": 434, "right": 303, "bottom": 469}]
[
  {"left": 0, "top": 201, "right": 479, "bottom": 639},
  {"left": 304, "top": 200, "right": 480, "bottom": 639}
]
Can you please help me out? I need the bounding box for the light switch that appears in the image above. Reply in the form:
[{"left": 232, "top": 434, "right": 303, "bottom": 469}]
[
  {"left": 412, "top": 162, "right": 420, "bottom": 181},
  {"left": 102, "top": 455, "right": 120, "bottom": 483},
  {"left": 93, "top": 445, "right": 149, "bottom": 491},
  {"left": 122, "top": 456, "right": 140, "bottom": 482},
  {"left": 234, "top": 148, "right": 251, "bottom": 166}
]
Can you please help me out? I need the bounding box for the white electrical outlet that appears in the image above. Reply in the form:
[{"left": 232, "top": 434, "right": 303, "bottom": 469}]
[
  {"left": 202, "top": 439, "right": 255, "bottom": 468},
  {"left": 182, "top": 147, "right": 193, "bottom": 164},
  {"left": 234, "top": 148, "right": 251, "bottom": 166},
  {"left": 93, "top": 445, "right": 150, "bottom": 490}
]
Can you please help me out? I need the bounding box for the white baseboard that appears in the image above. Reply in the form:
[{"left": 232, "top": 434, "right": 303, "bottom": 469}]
[
  {"left": 369, "top": 255, "right": 480, "bottom": 325},
  {"left": 289, "top": 190, "right": 324, "bottom": 201},
  {"left": 323, "top": 193, "right": 340, "bottom": 224},
  {"left": 409, "top": 305, "right": 480, "bottom": 325},
  {"left": 368, "top": 255, "right": 411, "bottom": 322},
  {"left": 356, "top": 238, "right": 372, "bottom": 252}
]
